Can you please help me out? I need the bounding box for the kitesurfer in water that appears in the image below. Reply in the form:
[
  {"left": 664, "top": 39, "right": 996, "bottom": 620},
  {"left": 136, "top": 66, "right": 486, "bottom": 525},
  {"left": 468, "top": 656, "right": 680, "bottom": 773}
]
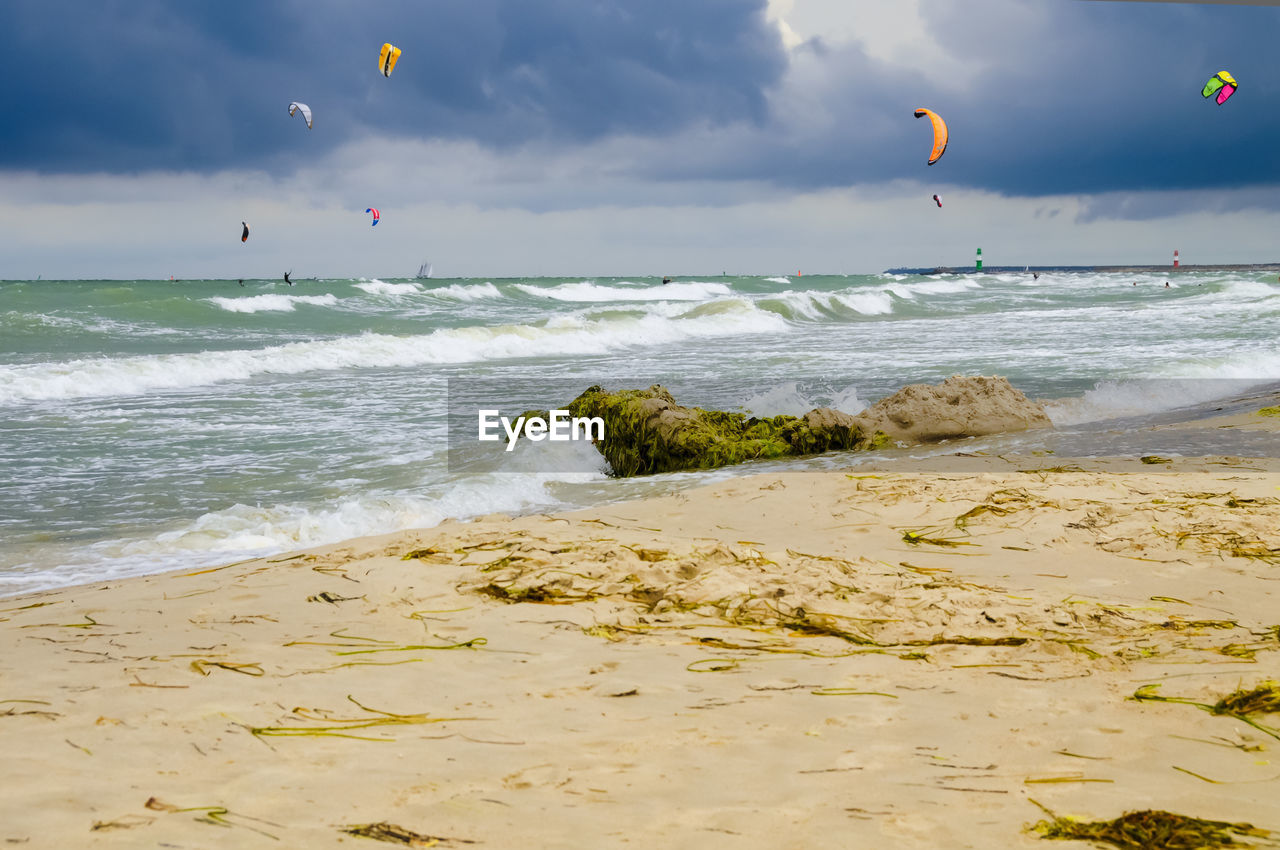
[
  {"left": 284, "top": 271, "right": 293, "bottom": 286},
  {"left": 238, "top": 279, "right": 244, "bottom": 287},
  {"left": 1033, "top": 272, "right": 1040, "bottom": 281},
  {"left": 662, "top": 276, "right": 671, "bottom": 285}
]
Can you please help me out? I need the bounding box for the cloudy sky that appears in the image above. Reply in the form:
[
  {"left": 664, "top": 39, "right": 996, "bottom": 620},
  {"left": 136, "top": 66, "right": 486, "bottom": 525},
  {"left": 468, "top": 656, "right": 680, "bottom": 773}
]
[{"left": 2, "top": 0, "right": 1278, "bottom": 278}]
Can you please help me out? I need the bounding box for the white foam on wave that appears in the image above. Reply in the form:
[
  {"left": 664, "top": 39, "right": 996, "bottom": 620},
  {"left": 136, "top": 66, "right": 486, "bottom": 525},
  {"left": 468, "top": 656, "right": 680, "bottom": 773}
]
[
  {"left": 207, "top": 293, "right": 339, "bottom": 314},
  {"left": 1171, "top": 350, "right": 1280, "bottom": 384},
  {"left": 761, "top": 289, "right": 894, "bottom": 318},
  {"left": 741, "top": 382, "right": 866, "bottom": 417},
  {"left": 884, "top": 278, "right": 982, "bottom": 298},
  {"left": 1045, "top": 373, "right": 1280, "bottom": 426},
  {"left": 0, "top": 300, "right": 788, "bottom": 404},
  {"left": 428, "top": 282, "right": 503, "bottom": 301},
  {"left": 763, "top": 276, "right": 792, "bottom": 284},
  {"left": 515, "top": 280, "right": 731, "bottom": 302},
  {"left": 1036, "top": 331, "right": 1280, "bottom": 426},
  {"left": 1215, "top": 279, "right": 1280, "bottom": 300},
  {"left": 354, "top": 279, "right": 422, "bottom": 296},
  {"left": 0, "top": 465, "right": 609, "bottom": 598},
  {"left": 758, "top": 277, "right": 982, "bottom": 321},
  {"left": 832, "top": 291, "right": 895, "bottom": 315},
  {"left": 130, "top": 473, "right": 600, "bottom": 557},
  {"left": 829, "top": 385, "right": 867, "bottom": 415},
  {"left": 11, "top": 312, "right": 179, "bottom": 337}
]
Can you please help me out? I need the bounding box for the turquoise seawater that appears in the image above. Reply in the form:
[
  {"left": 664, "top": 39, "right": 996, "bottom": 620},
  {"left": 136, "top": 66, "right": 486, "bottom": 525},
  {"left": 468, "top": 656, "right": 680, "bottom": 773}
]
[{"left": 2, "top": 271, "right": 1278, "bottom": 595}]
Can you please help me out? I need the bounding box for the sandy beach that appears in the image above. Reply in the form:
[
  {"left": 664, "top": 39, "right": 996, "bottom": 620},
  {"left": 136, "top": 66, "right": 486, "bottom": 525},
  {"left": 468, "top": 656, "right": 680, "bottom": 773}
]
[
  {"left": 12, "top": 1, "right": 1280, "bottom": 846},
  {"left": 3, "top": 447, "right": 1280, "bottom": 848}
]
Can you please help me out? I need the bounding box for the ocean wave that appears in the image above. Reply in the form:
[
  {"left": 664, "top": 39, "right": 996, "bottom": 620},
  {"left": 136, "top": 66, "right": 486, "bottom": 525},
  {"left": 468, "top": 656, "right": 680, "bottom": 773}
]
[
  {"left": 740, "top": 382, "right": 866, "bottom": 417},
  {"left": 122, "top": 476, "right": 586, "bottom": 557},
  {"left": 831, "top": 291, "right": 896, "bottom": 315},
  {"left": 0, "top": 469, "right": 607, "bottom": 597},
  {"left": 754, "top": 277, "right": 982, "bottom": 322},
  {"left": 514, "top": 280, "right": 731, "bottom": 302},
  {"left": 353, "top": 279, "right": 422, "bottom": 296},
  {"left": 0, "top": 302, "right": 789, "bottom": 404},
  {"left": 758, "top": 289, "right": 895, "bottom": 319},
  {"left": 1045, "top": 374, "right": 1280, "bottom": 426},
  {"left": 1213, "top": 279, "right": 1280, "bottom": 300},
  {"left": 427, "top": 282, "right": 503, "bottom": 301},
  {"left": 3, "top": 311, "right": 180, "bottom": 338},
  {"left": 763, "top": 276, "right": 792, "bottom": 284},
  {"left": 884, "top": 278, "right": 982, "bottom": 298},
  {"left": 207, "top": 293, "right": 339, "bottom": 314}
]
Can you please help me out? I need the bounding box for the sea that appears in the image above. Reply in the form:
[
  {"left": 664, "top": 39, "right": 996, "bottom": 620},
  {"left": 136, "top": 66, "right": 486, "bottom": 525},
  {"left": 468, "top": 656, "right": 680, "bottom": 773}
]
[{"left": 2, "top": 270, "right": 1279, "bottom": 597}]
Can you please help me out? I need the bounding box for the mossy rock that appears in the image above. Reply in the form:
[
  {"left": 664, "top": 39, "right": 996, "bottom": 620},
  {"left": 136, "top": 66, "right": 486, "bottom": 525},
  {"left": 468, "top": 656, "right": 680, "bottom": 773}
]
[{"left": 565, "top": 385, "right": 879, "bottom": 477}]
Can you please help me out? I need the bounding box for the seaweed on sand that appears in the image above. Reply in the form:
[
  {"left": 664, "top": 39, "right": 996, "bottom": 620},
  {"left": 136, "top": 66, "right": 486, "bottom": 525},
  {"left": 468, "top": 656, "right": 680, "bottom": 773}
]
[
  {"left": 901, "top": 527, "right": 977, "bottom": 548},
  {"left": 190, "top": 659, "right": 264, "bottom": 677},
  {"left": 776, "top": 607, "right": 1027, "bottom": 649},
  {"left": 1213, "top": 624, "right": 1280, "bottom": 660},
  {"left": 1018, "top": 465, "right": 1086, "bottom": 478},
  {"left": 954, "top": 488, "right": 1057, "bottom": 529},
  {"left": 1153, "top": 618, "right": 1240, "bottom": 632},
  {"left": 247, "top": 695, "right": 472, "bottom": 742},
  {"left": 777, "top": 608, "right": 876, "bottom": 645},
  {"left": 0, "top": 699, "right": 61, "bottom": 720},
  {"left": 1214, "top": 682, "right": 1280, "bottom": 718},
  {"left": 332, "top": 637, "right": 485, "bottom": 657},
  {"left": 1218, "top": 643, "right": 1267, "bottom": 661},
  {"left": 1174, "top": 531, "right": 1280, "bottom": 565},
  {"left": 144, "top": 797, "right": 280, "bottom": 841},
  {"left": 342, "top": 821, "right": 476, "bottom": 846},
  {"left": 1030, "top": 806, "right": 1272, "bottom": 849},
  {"left": 1132, "top": 681, "right": 1280, "bottom": 740},
  {"left": 474, "top": 581, "right": 598, "bottom": 604}
]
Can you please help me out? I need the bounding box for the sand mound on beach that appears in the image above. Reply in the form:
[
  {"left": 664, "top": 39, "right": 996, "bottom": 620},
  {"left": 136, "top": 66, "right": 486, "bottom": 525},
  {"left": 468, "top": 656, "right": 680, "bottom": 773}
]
[{"left": 853, "top": 375, "right": 1051, "bottom": 444}]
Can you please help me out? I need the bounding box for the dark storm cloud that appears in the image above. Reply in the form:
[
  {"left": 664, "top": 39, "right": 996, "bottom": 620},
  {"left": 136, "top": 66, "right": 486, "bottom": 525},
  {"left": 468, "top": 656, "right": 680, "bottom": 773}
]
[
  {"left": 0, "top": 0, "right": 785, "bottom": 172},
  {"left": 5, "top": 0, "right": 1280, "bottom": 206},
  {"left": 920, "top": 1, "right": 1280, "bottom": 197},
  {"left": 668, "top": 1, "right": 1280, "bottom": 200}
]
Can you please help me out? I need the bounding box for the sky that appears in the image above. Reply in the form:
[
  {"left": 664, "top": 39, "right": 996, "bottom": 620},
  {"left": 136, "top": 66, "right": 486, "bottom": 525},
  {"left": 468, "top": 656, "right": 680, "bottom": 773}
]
[{"left": 2, "top": 0, "right": 1280, "bottom": 279}]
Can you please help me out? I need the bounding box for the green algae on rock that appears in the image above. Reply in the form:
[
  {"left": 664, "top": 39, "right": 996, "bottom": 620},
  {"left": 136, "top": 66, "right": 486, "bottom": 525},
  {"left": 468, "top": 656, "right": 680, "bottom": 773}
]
[
  {"left": 565, "top": 384, "right": 882, "bottom": 476},
  {"left": 564, "top": 376, "right": 1049, "bottom": 477}
]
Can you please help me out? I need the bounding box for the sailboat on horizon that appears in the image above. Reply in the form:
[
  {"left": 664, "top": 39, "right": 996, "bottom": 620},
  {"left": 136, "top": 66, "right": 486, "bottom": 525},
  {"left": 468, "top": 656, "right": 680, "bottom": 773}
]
[{"left": 415, "top": 261, "right": 433, "bottom": 279}]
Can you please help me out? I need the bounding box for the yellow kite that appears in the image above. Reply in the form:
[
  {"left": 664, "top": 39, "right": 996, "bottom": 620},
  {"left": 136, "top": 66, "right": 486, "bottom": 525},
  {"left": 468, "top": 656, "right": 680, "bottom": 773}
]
[{"left": 379, "top": 43, "right": 402, "bottom": 78}]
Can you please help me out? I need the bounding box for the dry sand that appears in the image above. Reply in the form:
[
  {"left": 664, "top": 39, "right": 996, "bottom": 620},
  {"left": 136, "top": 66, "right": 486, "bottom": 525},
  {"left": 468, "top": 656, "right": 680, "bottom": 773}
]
[{"left": 2, "top": 454, "right": 1280, "bottom": 847}]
